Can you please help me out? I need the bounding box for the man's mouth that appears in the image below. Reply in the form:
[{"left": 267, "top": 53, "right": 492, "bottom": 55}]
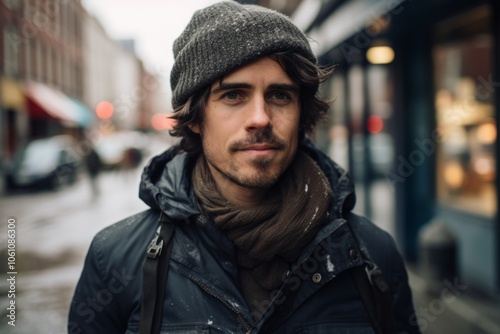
[
  {"left": 240, "top": 144, "right": 279, "bottom": 151},
  {"left": 236, "top": 143, "right": 282, "bottom": 157}
]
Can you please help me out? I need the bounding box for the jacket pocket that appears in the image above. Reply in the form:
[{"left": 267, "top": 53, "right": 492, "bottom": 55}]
[{"left": 302, "top": 322, "right": 376, "bottom": 334}]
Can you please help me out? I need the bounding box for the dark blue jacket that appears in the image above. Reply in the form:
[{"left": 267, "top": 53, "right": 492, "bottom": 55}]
[{"left": 68, "top": 141, "right": 419, "bottom": 333}]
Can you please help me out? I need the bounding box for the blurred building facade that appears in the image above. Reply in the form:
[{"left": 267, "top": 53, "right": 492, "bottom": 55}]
[
  {"left": 82, "top": 12, "right": 117, "bottom": 134},
  {"left": 0, "top": 0, "right": 164, "bottom": 193},
  {"left": 84, "top": 15, "right": 164, "bottom": 133},
  {"left": 1, "top": 0, "right": 86, "bottom": 164},
  {"left": 112, "top": 39, "right": 143, "bottom": 131},
  {"left": 250, "top": 0, "right": 499, "bottom": 296}
]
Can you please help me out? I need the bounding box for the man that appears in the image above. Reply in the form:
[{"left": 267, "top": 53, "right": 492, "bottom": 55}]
[{"left": 68, "top": 2, "right": 420, "bottom": 333}]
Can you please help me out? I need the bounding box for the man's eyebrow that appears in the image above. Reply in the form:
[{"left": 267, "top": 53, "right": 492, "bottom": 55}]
[
  {"left": 267, "top": 83, "right": 300, "bottom": 94},
  {"left": 211, "top": 83, "right": 253, "bottom": 95},
  {"left": 210, "top": 82, "right": 300, "bottom": 95}
]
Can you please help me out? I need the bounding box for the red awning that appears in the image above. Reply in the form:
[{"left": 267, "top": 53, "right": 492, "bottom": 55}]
[{"left": 24, "top": 81, "right": 81, "bottom": 127}]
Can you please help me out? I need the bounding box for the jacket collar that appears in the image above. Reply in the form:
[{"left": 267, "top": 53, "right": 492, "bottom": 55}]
[{"left": 139, "top": 146, "right": 201, "bottom": 221}]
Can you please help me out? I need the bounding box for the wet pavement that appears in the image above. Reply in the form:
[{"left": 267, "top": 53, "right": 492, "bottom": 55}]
[
  {"left": 356, "top": 180, "right": 500, "bottom": 334},
  {"left": 0, "top": 168, "right": 148, "bottom": 333},
  {"left": 408, "top": 266, "right": 500, "bottom": 334}
]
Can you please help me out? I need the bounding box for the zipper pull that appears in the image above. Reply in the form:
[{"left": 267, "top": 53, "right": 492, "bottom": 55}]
[{"left": 146, "top": 234, "right": 164, "bottom": 259}]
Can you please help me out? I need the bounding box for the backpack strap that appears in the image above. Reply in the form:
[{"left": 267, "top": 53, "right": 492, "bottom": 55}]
[
  {"left": 139, "top": 212, "right": 176, "bottom": 334},
  {"left": 346, "top": 214, "right": 397, "bottom": 334},
  {"left": 351, "top": 259, "right": 397, "bottom": 334}
]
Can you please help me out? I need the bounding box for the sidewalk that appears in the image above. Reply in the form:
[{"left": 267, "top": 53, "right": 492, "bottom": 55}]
[
  {"left": 406, "top": 263, "right": 500, "bottom": 334},
  {"left": 357, "top": 179, "right": 500, "bottom": 334}
]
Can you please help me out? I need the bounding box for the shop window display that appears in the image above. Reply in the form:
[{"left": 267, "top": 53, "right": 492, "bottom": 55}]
[{"left": 433, "top": 6, "right": 496, "bottom": 217}]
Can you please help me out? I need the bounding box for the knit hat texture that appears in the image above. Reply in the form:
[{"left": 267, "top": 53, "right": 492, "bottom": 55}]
[{"left": 170, "top": 1, "right": 316, "bottom": 108}]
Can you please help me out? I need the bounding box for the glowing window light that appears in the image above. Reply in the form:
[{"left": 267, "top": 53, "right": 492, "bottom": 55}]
[
  {"left": 474, "top": 157, "right": 494, "bottom": 176},
  {"left": 367, "top": 115, "right": 384, "bottom": 134},
  {"left": 96, "top": 101, "right": 114, "bottom": 119},
  {"left": 444, "top": 161, "right": 465, "bottom": 190},
  {"left": 477, "top": 123, "right": 496, "bottom": 145},
  {"left": 366, "top": 46, "right": 395, "bottom": 64},
  {"left": 151, "top": 113, "right": 176, "bottom": 131}
]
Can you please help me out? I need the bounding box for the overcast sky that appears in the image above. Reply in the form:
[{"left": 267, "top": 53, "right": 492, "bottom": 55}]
[{"left": 82, "top": 0, "right": 223, "bottom": 73}]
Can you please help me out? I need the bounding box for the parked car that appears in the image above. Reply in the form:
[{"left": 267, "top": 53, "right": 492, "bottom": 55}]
[
  {"left": 94, "top": 134, "right": 125, "bottom": 170},
  {"left": 95, "top": 131, "right": 149, "bottom": 170},
  {"left": 6, "top": 135, "right": 81, "bottom": 190}
]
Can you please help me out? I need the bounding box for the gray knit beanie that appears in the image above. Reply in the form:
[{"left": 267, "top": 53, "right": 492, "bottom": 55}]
[{"left": 170, "top": 1, "right": 316, "bottom": 108}]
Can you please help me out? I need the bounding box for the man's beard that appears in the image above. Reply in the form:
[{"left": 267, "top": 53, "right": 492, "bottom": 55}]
[{"left": 202, "top": 129, "right": 289, "bottom": 189}]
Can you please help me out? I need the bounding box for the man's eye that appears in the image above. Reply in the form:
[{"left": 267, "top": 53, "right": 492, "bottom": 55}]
[
  {"left": 223, "top": 91, "right": 241, "bottom": 100},
  {"left": 270, "top": 91, "right": 293, "bottom": 103},
  {"left": 273, "top": 92, "right": 290, "bottom": 100}
]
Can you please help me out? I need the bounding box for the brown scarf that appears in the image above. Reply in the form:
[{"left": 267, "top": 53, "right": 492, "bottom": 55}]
[{"left": 192, "top": 150, "right": 332, "bottom": 311}]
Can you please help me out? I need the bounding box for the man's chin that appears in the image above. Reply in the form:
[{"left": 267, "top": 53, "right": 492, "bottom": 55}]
[
  {"left": 223, "top": 165, "right": 277, "bottom": 189},
  {"left": 235, "top": 175, "right": 280, "bottom": 189},
  {"left": 249, "top": 157, "right": 274, "bottom": 169}
]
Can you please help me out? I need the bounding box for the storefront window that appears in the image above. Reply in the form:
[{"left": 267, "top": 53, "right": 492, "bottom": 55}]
[
  {"left": 433, "top": 5, "right": 496, "bottom": 217},
  {"left": 366, "top": 64, "right": 394, "bottom": 177},
  {"left": 327, "top": 74, "right": 349, "bottom": 170}
]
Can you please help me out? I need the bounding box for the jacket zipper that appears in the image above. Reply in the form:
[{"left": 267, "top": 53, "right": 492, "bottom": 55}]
[{"left": 188, "top": 274, "right": 252, "bottom": 333}]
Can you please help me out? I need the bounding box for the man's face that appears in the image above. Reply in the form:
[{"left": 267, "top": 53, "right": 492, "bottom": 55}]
[{"left": 193, "top": 56, "right": 301, "bottom": 190}]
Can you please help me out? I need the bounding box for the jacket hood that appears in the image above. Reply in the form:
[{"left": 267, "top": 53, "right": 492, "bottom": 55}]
[
  {"left": 139, "top": 139, "right": 356, "bottom": 221},
  {"left": 139, "top": 146, "right": 201, "bottom": 221}
]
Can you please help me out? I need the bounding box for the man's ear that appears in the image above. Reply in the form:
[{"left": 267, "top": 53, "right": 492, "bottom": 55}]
[{"left": 189, "top": 124, "right": 200, "bottom": 134}]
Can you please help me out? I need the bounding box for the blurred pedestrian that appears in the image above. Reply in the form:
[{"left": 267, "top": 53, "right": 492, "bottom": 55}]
[
  {"left": 84, "top": 145, "right": 102, "bottom": 197},
  {"left": 120, "top": 146, "right": 143, "bottom": 181},
  {"left": 69, "top": 2, "right": 420, "bottom": 334}
]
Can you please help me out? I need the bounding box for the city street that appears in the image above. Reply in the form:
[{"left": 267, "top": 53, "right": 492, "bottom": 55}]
[
  {"left": 1, "top": 0, "right": 499, "bottom": 333},
  {"left": 0, "top": 168, "right": 148, "bottom": 333}
]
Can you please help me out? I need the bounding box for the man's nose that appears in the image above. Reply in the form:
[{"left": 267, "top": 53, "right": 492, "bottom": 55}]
[{"left": 244, "top": 96, "right": 272, "bottom": 131}]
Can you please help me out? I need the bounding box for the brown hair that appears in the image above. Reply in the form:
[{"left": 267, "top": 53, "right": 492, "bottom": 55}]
[{"left": 169, "top": 52, "right": 333, "bottom": 154}]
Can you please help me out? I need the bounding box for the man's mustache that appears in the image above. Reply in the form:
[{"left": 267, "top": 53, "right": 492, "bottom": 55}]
[{"left": 228, "top": 130, "right": 287, "bottom": 152}]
